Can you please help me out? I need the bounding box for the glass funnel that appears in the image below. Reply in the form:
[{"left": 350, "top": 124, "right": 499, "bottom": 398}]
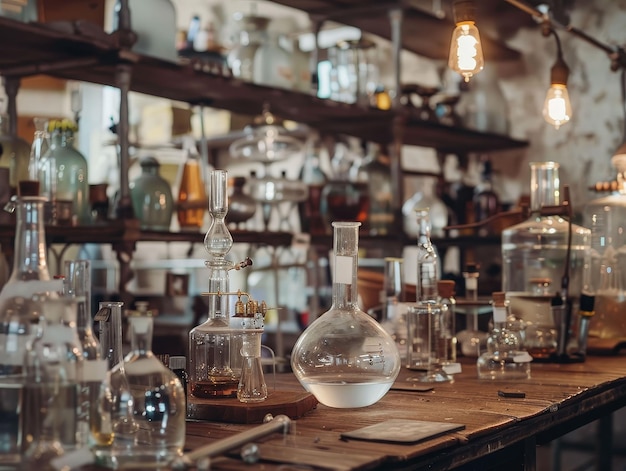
[{"left": 290, "top": 222, "right": 401, "bottom": 408}]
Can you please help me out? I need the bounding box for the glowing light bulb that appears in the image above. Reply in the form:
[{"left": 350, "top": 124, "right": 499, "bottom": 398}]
[
  {"left": 543, "top": 84, "right": 571, "bottom": 129},
  {"left": 448, "top": 21, "right": 484, "bottom": 82}
]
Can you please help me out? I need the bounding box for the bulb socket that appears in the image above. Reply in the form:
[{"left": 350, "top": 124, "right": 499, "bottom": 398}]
[
  {"left": 453, "top": 0, "right": 476, "bottom": 24},
  {"left": 550, "top": 56, "right": 569, "bottom": 86}
]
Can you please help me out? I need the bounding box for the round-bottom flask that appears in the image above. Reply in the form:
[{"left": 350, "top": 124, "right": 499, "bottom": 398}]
[{"left": 291, "top": 222, "right": 401, "bottom": 408}]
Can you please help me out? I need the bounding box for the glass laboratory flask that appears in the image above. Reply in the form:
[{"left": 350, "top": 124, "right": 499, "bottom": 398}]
[
  {"left": 22, "top": 298, "right": 84, "bottom": 468},
  {"left": 41, "top": 120, "right": 91, "bottom": 225},
  {"left": 0, "top": 113, "right": 30, "bottom": 191},
  {"left": 501, "top": 162, "right": 590, "bottom": 360},
  {"left": 291, "top": 222, "right": 401, "bottom": 408},
  {"left": 414, "top": 208, "right": 440, "bottom": 302},
  {"left": 176, "top": 141, "right": 207, "bottom": 231},
  {"left": 188, "top": 169, "right": 239, "bottom": 400},
  {"left": 130, "top": 156, "right": 174, "bottom": 231},
  {"left": 584, "top": 154, "right": 626, "bottom": 341},
  {"left": 104, "top": 310, "right": 186, "bottom": 468},
  {"left": 477, "top": 292, "right": 532, "bottom": 380}
]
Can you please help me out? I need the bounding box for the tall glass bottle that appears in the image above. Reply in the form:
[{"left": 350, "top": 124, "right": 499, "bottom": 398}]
[
  {"left": 41, "top": 119, "right": 90, "bottom": 225},
  {"left": 0, "top": 113, "right": 30, "bottom": 191},
  {"left": 583, "top": 155, "right": 626, "bottom": 341},
  {"left": 477, "top": 292, "right": 532, "bottom": 380},
  {"left": 104, "top": 309, "right": 186, "bottom": 468},
  {"left": 22, "top": 298, "right": 84, "bottom": 467},
  {"left": 415, "top": 208, "right": 440, "bottom": 302},
  {"left": 473, "top": 157, "right": 500, "bottom": 233},
  {"left": 188, "top": 170, "right": 239, "bottom": 399},
  {"left": 291, "top": 222, "right": 401, "bottom": 408},
  {"left": 298, "top": 131, "right": 328, "bottom": 235},
  {"left": 502, "top": 162, "right": 590, "bottom": 360},
  {"left": 176, "top": 139, "right": 207, "bottom": 231}
]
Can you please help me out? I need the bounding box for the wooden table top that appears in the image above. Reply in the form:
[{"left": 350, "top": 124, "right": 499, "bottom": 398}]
[{"left": 176, "top": 353, "right": 626, "bottom": 470}]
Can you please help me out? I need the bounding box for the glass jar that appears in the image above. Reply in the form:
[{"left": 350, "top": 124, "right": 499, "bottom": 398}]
[
  {"left": 291, "top": 222, "right": 401, "bottom": 408},
  {"left": 502, "top": 162, "right": 590, "bottom": 360},
  {"left": 254, "top": 33, "right": 294, "bottom": 90},
  {"left": 583, "top": 154, "right": 626, "bottom": 341},
  {"left": 41, "top": 120, "right": 91, "bottom": 225},
  {"left": 0, "top": 113, "right": 30, "bottom": 191},
  {"left": 226, "top": 13, "right": 270, "bottom": 81},
  {"left": 176, "top": 142, "right": 207, "bottom": 231},
  {"left": 130, "top": 156, "right": 174, "bottom": 231}
]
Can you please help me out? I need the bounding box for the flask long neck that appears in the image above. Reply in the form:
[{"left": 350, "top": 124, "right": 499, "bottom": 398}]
[
  {"left": 330, "top": 222, "right": 360, "bottom": 310},
  {"left": 9, "top": 197, "right": 50, "bottom": 282}
]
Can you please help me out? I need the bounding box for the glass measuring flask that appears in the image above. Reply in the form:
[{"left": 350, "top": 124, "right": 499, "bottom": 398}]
[
  {"left": 235, "top": 299, "right": 268, "bottom": 403},
  {"left": 291, "top": 221, "right": 401, "bottom": 408}
]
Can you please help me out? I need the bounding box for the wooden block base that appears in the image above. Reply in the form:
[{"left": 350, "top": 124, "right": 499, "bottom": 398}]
[{"left": 187, "top": 390, "right": 318, "bottom": 424}]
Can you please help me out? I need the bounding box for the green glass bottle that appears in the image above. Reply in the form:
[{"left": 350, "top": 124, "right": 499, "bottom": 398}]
[
  {"left": 41, "top": 119, "right": 90, "bottom": 225},
  {"left": 130, "top": 156, "right": 174, "bottom": 231},
  {"left": 0, "top": 113, "right": 30, "bottom": 192}
]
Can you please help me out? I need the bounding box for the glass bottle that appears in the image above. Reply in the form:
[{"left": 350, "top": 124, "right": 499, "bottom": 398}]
[
  {"left": 402, "top": 175, "right": 449, "bottom": 238},
  {"left": 236, "top": 300, "right": 268, "bottom": 403},
  {"left": 22, "top": 298, "right": 84, "bottom": 467},
  {"left": 226, "top": 13, "right": 270, "bottom": 81},
  {"left": 227, "top": 176, "right": 256, "bottom": 229},
  {"left": 130, "top": 156, "right": 174, "bottom": 231},
  {"left": 298, "top": 131, "right": 328, "bottom": 235},
  {"left": 41, "top": 119, "right": 91, "bottom": 225},
  {"left": 353, "top": 142, "right": 394, "bottom": 235},
  {"left": 584, "top": 154, "right": 626, "bottom": 341},
  {"left": 0, "top": 113, "right": 30, "bottom": 191},
  {"left": 502, "top": 162, "right": 590, "bottom": 360},
  {"left": 414, "top": 208, "right": 440, "bottom": 302},
  {"left": 473, "top": 157, "right": 500, "bottom": 233},
  {"left": 103, "top": 309, "right": 186, "bottom": 468},
  {"left": 188, "top": 170, "right": 239, "bottom": 399},
  {"left": 456, "top": 263, "right": 488, "bottom": 357},
  {"left": 291, "top": 222, "right": 401, "bottom": 408},
  {"left": 477, "top": 292, "right": 532, "bottom": 380},
  {"left": 176, "top": 140, "right": 207, "bottom": 231}
]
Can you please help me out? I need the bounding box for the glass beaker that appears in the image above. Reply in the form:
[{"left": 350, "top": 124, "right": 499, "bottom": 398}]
[{"left": 291, "top": 222, "right": 401, "bottom": 408}]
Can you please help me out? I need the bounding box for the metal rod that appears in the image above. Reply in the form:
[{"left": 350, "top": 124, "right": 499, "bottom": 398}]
[{"left": 177, "top": 414, "right": 291, "bottom": 468}]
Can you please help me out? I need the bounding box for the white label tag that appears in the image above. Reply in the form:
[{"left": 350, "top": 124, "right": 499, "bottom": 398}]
[
  {"left": 442, "top": 363, "right": 462, "bottom": 375},
  {"left": 513, "top": 352, "right": 533, "bottom": 363},
  {"left": 493, "top": 306, "right": 507, "bottom": 323},
  {"left": 334, "top": 255, "right": 353, "bottom": 284},
  {"left": 465, "top": 277, "right": 477, "bottom": 290}
]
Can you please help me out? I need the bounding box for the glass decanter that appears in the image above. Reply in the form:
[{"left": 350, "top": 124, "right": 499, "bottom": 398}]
[
  {"left": 104, "top": 308, "right": 186, "bottom": 469},
  {"left": 188, "top": 169, "right": 239, "bottom": 399},
  {"left": 291, "top": 221, "right": 401, "bottom": 408},
  {"left": 477, "top": 292, "right": 532, "bottom": 380},
  {"left": 130, "top": 156, "right": 174, "bottom": 231}
]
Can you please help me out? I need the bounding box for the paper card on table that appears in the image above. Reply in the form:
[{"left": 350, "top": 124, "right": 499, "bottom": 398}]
[{"left": 341, "top": 419, "right": 465, "bottom": 444}]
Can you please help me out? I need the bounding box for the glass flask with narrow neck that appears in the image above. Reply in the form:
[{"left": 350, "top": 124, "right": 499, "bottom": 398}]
[
  {"left": 188, "top": 170, "right": 239, "bottom": 401},
  {"left": 235, "top": 300, "right": 268, "bottom": 403},
  {"left": 177, "top": 140, "right": 207, "bottom": 231},
  {"left": 103, "top": 310, "right": 186, "bottom": 468},
  {"left": 415, "top": 208, "right": 440, "bottom": 302},
  {"left": 584, "top": 155, "right": 626, "bottom": 342},
  {"left": 22, "top": 298, "right": 84, "bottom": 468},
  {"left": 130, "top": 157, "right": 174, "bottom": 231},
  {"left": 477, "top": 292, "right": 532, "bottom": 380},
  {"left": 501, "top": 162, "right": 590, "bottom": 361},
  {"left": 291, "top": 221, "right": 401, "bottom": 408}
]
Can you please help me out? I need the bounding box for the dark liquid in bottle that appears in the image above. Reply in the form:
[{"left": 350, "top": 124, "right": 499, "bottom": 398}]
[{"left": 190, "top": 379, "right": 239, "bottom": 398}]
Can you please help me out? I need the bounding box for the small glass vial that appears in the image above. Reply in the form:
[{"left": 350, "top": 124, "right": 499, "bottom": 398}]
[{"left": 477, "top": 292, "right": 532, "bottom": 380}]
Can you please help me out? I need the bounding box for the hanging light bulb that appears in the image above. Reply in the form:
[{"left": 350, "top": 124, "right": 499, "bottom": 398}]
[
  {"left": 543, "top": 30, "right": 572, "bottom": 130},
  {"left": 448, "top": 0, "right": 484, "bottom": 83}
]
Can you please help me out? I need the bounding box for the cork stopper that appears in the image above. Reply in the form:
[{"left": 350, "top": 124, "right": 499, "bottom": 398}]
[
  {"left": 437, "top": 280, "right": 455, "bottom": 298},
  {"left": 492, "top": 292, "right": 506, "bottom": 307}
]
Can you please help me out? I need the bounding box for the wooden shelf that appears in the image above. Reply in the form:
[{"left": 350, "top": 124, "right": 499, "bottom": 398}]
[{"left": 0, "top": 17, "right": 527, "bottom": 154}]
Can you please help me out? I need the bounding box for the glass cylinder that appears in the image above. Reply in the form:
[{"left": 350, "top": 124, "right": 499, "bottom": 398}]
[
  {"left": 101, "top": 311, "right": 186, "bottom": 468},
  {"left": 188, "top": 170, "right": 239, "bottom": 399},
  {"left": 176, "top": 143, "right": 207, "bottom": 231},
  {"left": 414, "top": 208, "right": 440, "bottom": 302},
  {"left": 502, "top": 162, "right": 590, "bottom": 360},
  {"left": 0, "top": 113, "right": 30, "bottom": 191},
  {"left": 40, "top": 120, "right": 90, "bottom": 225},
  {"left": 130, "top": 156, "right": 174, "bottom": 231},
  {"left": 477, "top": 292, "right": 532, "bottom": 380},
  {"left": 236, "top": 312, "right": 267, "bottom": 403},
  {"left": 291, "top": 222, "right": 401, "bottom": 408},
  {"left": 96, "top": 302, "right": 125, "bottom": 370},
  {"left": 22, "top": 298, "right": 84, "bottom": 466},
  {"left": 583, "top": 155, "right": 626, "bottom": 341},
  {"left": 437, "top": 280, "right": 457, "bottom": 365}
]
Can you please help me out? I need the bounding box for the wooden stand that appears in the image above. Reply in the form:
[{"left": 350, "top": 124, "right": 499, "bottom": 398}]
[{"left": 187, "top": 390, "right": 318, "bottom": 424}]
